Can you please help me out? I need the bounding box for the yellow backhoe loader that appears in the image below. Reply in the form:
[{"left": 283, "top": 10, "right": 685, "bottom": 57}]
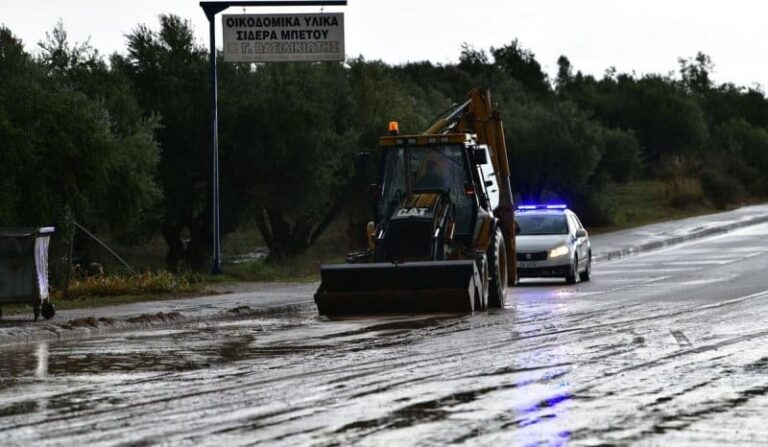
[{"left": 315, "top": 88, "right": 516, "bottom": 315}]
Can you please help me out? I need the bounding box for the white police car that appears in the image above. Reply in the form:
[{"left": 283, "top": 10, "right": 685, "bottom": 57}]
[{"left": 515, "top": 205, "right": 591, "bottom": 284}]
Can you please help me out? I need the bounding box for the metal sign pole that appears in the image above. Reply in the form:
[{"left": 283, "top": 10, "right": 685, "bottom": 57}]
[
  {"left": 199, "top": 0, "right": 346, "bottom": 275},
  {"left": 205, "top": 6, "right": 223, "bottom": 275}
]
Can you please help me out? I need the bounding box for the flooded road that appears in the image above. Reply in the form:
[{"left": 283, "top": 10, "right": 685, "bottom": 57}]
[{"left": 2, "top": 224, "right": 768, "bottom": 445}]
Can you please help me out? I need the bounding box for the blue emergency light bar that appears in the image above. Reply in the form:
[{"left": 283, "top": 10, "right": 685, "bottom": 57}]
[{"left": 517, "top": 204, "right": 568, "bottom": 210}]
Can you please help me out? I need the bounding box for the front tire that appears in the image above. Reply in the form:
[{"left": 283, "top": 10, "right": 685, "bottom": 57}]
[
  {"left": 579, "top": 253, "right": 592, "bottom": 282},
  {"left": 487, "top": 228, "right": 508, "bottom": 308},
  {"left": 566, "top": 255, "right": 578, "bottom": 285},
  {"left": 474, "top": 259, "right": 489, "bottom": 311}
]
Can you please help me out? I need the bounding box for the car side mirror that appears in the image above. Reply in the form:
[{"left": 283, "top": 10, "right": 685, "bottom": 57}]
[{"left": 575, "top": 229, "right": 587, "bottom": 238}]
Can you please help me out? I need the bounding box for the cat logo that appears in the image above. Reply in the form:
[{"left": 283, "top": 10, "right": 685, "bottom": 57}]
[{"left": 396, "top": 207, "right": 429, "bottom": 217}]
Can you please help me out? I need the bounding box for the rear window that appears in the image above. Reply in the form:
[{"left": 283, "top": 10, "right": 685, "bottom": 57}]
[{"left": 515, "top": 213, "right": 568, "bottom": 235}]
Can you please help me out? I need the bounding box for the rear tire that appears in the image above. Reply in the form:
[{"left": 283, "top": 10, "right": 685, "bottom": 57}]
[
  {"left": 487, "top": 229, "right": 508, "bottom": 308},
  {"left": 579, "top": 253, "right": 592, "bottom": 282}
]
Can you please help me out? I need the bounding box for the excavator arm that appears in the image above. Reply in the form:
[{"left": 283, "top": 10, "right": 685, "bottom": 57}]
[
  {"left": 460, "top": 89, "right": 517, "bottom": 285},
  {"left": 422, "top": 89, "right": 517, "bottom": 284}
]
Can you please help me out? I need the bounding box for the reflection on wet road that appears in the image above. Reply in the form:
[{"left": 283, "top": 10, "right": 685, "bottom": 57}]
[{"left": 2, "top": 224, "right": 768, "bottom": 445}]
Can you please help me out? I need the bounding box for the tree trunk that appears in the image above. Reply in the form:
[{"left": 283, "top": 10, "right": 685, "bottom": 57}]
[
  {"left": 259, "top": 198, "right": 348, "bottom": 262},
  {"left": 187, "top": 212, "right": 213, "bottom": 273},
  {"left": 162, "top": 222, "right": 185, "bottom": 272}
]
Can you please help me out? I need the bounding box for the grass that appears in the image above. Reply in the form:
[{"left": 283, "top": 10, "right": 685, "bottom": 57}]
[
  {"left": 0, "top": 220, "right": 349, "bottom": 315},
  {"left": 58, "top": 270, "right": 202, "bottom": 299},
  {"left": 1, "top": 270, "right": 205, "bottom": 317},
  {"left": 216, "top": 218, "right": 348, "bottom": 282},
  {"left": 589, "top": 179, "right": 724, "bottom": 234}
]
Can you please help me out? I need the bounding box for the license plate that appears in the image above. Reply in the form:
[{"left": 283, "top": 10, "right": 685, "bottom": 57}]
[{"left": 518, "top": 261, "right": 537, "bottom": 268}]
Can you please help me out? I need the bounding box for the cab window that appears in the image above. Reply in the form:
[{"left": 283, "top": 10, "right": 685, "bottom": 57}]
[
  {"left": 378, "top": 145, "right": 475, "bottom": 236},
  {"left": 409, "top": 145, "right": 474, "bottom": 236},
  {"left": 378, "top": 148, "right": 406, "bottom": 222}
]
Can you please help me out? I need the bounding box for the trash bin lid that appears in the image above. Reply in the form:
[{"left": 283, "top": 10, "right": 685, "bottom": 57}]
[{"left": 0, "top": 227, "right": 55, "bottom": 237}]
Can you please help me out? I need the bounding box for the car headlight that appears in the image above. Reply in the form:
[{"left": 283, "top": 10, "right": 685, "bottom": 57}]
[{"left": 548, "top": 245, "right": 569, "bottom": 259}]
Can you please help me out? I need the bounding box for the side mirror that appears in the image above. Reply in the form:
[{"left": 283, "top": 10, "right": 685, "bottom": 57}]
[{"left": 575, "top": 229, "right": 587, "bottom": 238}]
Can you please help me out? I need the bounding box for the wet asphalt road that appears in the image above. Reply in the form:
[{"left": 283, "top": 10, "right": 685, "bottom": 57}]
[{"left": 1, "top": 224, "right": 768, "bottom": 446}]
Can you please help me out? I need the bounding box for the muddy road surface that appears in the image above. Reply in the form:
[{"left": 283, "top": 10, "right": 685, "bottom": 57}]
[{"left": 1, "top": 224, "right": 768, "bottom": 445}]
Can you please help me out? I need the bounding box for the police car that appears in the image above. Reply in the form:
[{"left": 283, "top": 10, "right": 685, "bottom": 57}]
[{"left": 515, "top": 205, "right": 591, "bottom": 284}]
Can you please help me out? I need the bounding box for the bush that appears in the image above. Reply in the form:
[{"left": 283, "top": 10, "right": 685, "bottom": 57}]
[
  {"left": 665, "top": 177, "right": 705, "bottom": 209},
  {"left": 571, "top": 193, "right": 615, "bottom": 227},
  {"left": 599, "top": 128, "right": 643, "bottom": 184},
  {"left": 56, "top": 270, "right": 202, "bottom": 299},
  {"left": 699, "top": 170, "right": 744, "bottom": 209}
]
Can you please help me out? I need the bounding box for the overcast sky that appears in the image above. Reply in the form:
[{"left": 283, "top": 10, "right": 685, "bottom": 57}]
[{"left": 2, "top": 0, "right": 766, "bottom": 88}]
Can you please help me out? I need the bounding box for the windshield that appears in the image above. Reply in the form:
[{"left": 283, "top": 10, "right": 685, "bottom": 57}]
[
  {"left": 515, "top": 213, "right": 569, "bottom": 235},
  {"left": 378, "top": 145, "right": 474, "bottom": 235},
  {"left": 408, "top": 145, "right": 466, "bottom": 192}
]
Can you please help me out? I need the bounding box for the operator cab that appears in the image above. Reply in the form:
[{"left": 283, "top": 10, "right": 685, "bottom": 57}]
[
  {"left": 376, "top": 133, "right": 498, "bottom": 239},
  {"left": 378, "top": 143, "right": 473, "bottom": 237}
]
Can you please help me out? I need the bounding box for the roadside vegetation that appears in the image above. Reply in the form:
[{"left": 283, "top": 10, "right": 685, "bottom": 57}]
[
  {"left": 59, "top": 270, "right": 202, "bottom": 300},
  {"left": 1, "top": 16, "right": 767, "bottom": 292}
]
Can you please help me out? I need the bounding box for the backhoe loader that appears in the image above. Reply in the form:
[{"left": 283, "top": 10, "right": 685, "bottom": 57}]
[{"left": 315, "top": 88, "right": 516, "bottom": 315}]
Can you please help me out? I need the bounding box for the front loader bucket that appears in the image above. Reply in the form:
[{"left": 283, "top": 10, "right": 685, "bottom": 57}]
[{"left": 314, "top": 260, "right": 482, "bottom": 316}]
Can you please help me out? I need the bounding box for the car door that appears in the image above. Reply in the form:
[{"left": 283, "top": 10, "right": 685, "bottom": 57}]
[
  {"left": 568, "top": 213, "right": 587, "bottom": 267},
  {"left": 571, "top": 214, "right": 589, "bottom": 264}
]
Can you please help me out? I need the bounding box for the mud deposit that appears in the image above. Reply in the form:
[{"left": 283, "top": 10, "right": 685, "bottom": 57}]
[{"left": 1, "top": 224, "right": 768, "bottom": 445}]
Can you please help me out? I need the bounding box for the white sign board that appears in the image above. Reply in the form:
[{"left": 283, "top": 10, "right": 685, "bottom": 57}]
[{"left": 222, "top": 13, "right": 344, "bottom": 63}]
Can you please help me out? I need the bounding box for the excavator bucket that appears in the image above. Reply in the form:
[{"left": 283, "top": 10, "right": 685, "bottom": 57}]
[{"left": 314, "top": 260, "right": 483, "bottom": 316}]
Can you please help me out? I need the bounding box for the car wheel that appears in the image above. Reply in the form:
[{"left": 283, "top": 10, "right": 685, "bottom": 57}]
[
  {"left": 579, "top": 253, "right": 592, "bottom": 282},
  {"left": 565, "top": 255, "right": 578, "bottom": 284},
  {"left": 487, "top": 228, "right": 508, "bottom": 308}
]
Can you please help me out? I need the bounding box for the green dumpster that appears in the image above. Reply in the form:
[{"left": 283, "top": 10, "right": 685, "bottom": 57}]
[{"left": 0, "top": 227, "right": 55, "bottom": 321}]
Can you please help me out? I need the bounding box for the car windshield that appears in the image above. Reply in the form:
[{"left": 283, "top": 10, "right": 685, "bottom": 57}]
[{"left": 515, "top": 213, "right": 569, "bottom": 235}]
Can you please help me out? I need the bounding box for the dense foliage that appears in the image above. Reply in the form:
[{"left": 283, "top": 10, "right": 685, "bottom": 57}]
[
  {"left": 0, "top": 24, "right": 160, "bottom": 239},
  {"left": 2, "top": 16, "right": 767, "bottom": 270}
]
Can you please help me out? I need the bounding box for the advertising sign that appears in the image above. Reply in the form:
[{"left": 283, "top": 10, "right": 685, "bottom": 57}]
[{"left": 222, "top": 13, "right": 344, "bottom": 62}]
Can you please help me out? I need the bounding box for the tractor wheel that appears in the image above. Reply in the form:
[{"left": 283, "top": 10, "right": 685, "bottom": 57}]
[
  {"left": 487, "top": 228, "right": 508, "bottom": 308},
  {"left": 474, "top": 259, "right": 489, "bottom": 311}
]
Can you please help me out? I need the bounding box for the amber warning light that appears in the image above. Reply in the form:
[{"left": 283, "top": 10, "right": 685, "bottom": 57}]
[{"left": 388, "top": 121, "right": 399, "bottom": 135}]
